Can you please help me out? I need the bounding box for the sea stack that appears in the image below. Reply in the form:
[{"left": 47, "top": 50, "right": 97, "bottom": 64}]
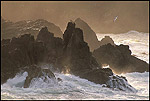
[
  {"left": 75, "top": 18, "right": 100, "bottom": 51},
  {"left": 56, "top": 21, "right": 136, "bottom": 92}
]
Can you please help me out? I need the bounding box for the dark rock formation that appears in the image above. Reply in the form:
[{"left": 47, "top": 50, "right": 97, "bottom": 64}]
[
  {"left": 1, "top": 18, "right": 63, "bottom": 40},
  {"left": 56, "top": 21, "right": 135, "bottom": 91},
  {"left": 1, "top": 27, "right": 62, "bottom": 85},
  {"left": 1, "top": 34, "right": 46, "bottom": 84},
  {"left": 24, "top": 65, "right": 55, "bottom": 88},
  {"left": 75, "top": 18, "right": 100, "bottom": 51},
  {"left": 36, "top": 27, "right": 63, "bottom": 64},
  {"left": 93, "top": 43, "right": 149, "bottom": 74},
  {"left": 58, "top": 21, "right": 101, "bottom": 75},
  {"left": 1, "top": 21, "right": 136, "bottom": 92},
  {"left": 106, "top": 75, "right": 137, "bottom": 92},
  {"left": 99, "top": 36, "right": 115, "bottom": 47}
]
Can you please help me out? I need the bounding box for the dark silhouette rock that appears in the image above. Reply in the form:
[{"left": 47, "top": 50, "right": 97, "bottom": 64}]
[
  {"left": 1, "top": 21, "right": 136, "bottom": 92},
  {"left": 1, "top": 27, "right": 62, "bottom": 85},
  {"left": 1, "top": 39, "right": 11, "bottom": 45},
  {"left": 56, "top": 21, "right": 135, "bottom": 91},
  {"left": 36, "top": 27, "right": 63, "bottom": 64},
  {"left": 106, "top": 75, "right": 136, "bottom": 92},
  {"left": 24, "top": 65, "right": 55, "bottom": 88},
  {"left": 99, "top": 36, "right": 115, "bottom": 47},
  {"left": 58, "top": 21, "right": 101, "bottom": 75},
  {"left": 1, "top": 34, "right": 46, "bottom": 84},
  {"left": 93, "top": 43, "right": 149, "bottom": 74},
  {"left": 79, "top": 68, "right": 112, "bottom": 84},
  {"left": 75, "top": 18, "right": 100, "bottom": 51}
]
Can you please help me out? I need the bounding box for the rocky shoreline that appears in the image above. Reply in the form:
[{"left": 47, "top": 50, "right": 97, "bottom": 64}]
[{"left": 1, "top": 21, "right": 148, "bottom": 92}]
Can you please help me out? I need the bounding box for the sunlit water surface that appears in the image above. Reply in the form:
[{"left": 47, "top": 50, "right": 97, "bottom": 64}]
[{"left": 1, "top": 31, "right": 149, "bottom": 100}]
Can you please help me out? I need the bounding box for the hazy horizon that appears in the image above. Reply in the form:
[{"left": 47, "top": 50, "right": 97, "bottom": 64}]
[
  {"left": 1, "top": 1, "right": 149, "bottom": 33},
  {"left": 1, "top": 1, "right": 149, "bottom": 100}
]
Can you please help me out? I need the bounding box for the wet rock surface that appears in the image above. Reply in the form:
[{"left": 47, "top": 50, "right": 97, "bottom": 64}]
[
  {"left": 93, "top": 43, "right": 149, "bottom": 74},
  {"left": 36, "top": 27, "right": 63, "bottom": 64},
  {"left": 24, "top": 65, "right": 55, "bottom": 88},
  {"left": 56, "top": 22, "right": 135, "bottom": 91},
  {"left": 57, "top": 22, "right": 101, "bottom": 75},
  {"left": 1, "top": 34, "right": 46, "bottom": 84},
  {"left": 1, "top": 21, "right": 137, "bottom": 91},
  {"left": 106, "top": 75, "right": 137, "bottom": 92}
]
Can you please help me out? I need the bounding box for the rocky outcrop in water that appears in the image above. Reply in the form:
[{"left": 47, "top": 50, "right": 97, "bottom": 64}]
[
  {"left": 1, "top": 21, "right": 136, "bottom": 92},
  {"left": 57, "top": 22, "right": 101, "bottom": 75},
  {"left": 36, "top": 27, "right": 63, "bottom": 64},
  {"left": 1, "top": 34, "right": 47, "bottom": 84},
  {"left": 93, "top": 43, "right": 149, "bottom": 74},
  {"left": 1, "top": 18, "right": 63, "bottom": 39},
  {"left": 24, "top": 65, "right": 55, "bottom": 88},
  {"left": 56, "top": 22, "right": 135, "bottom": 92},
  {"left": 1, "top": 27, "right": 63, "bottom": 84}
]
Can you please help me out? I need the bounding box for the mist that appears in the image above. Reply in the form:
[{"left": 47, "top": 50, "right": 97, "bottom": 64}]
[{"left": 1, "top": 1, "right": 149, "bottom": 33}]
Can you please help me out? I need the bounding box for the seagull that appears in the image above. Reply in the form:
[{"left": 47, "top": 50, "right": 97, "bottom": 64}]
[{"left": 114, "top": 16, "right": 118, "bottom": 22}]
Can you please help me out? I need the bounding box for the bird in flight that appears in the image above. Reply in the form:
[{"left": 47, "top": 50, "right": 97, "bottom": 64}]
[{"left": 114, "top": 16, "right": 118, "bottom": 22}]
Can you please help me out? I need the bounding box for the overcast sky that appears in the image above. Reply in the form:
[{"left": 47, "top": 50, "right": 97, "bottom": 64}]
[{"left": 1, "top": 1, "right": 149, "bottom": 33}]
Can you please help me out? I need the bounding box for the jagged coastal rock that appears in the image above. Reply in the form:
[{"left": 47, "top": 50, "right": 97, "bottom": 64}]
[
  {"left": 24, "top": 65, "right": 56, "bottom": 88},
  {"left": 56, "top": 22, "right": 136, "bottom": 91},
  {"left": 1, "top": 28, "right": 62, "bottom": 84},
  {"left": 1, "top": 34, "right": 47, "bottom": 84},
  {"left": 58, "top": 22, "right": 101, "bottom": 75},
  {"left": 75, "top": 18, "right": 100, "bottom": 51},
  {"left": 93, "top": 43, "right": 149, "bottom": 74},
  {"left": 36, "top": 27, "right": 63, "bottom": 64},
  {"left": 1, "top": 21, "right": 137, "bottom": 92}
]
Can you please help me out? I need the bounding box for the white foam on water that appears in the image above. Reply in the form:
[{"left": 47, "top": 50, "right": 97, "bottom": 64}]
[
  {"left": 1, "top": 71, "right": 149, "bottom": 100},
  {"left": 121, "top": 72, "right": 149, "bottom": 97},
  {"left": 96, "top": 30, "right": 149, "bottom": 63},
  {"left": 1, "top": 70, "right": 149, "bottom": 100},
  {"left": 1, "top": 30, "right": 149, "bottom": 100}
]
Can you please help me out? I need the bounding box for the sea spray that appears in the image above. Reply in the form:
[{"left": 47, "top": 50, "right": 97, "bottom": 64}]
[{"left": 1, "top": 31, "right": 149, "bottom": 100}]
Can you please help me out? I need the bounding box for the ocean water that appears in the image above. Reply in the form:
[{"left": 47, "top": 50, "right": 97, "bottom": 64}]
[
  {"left": 1, "top": 31, "right": 149, "bottom": 100},
  {"left": 96, "top": 30, "right": 149, "bottom": 63}
]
